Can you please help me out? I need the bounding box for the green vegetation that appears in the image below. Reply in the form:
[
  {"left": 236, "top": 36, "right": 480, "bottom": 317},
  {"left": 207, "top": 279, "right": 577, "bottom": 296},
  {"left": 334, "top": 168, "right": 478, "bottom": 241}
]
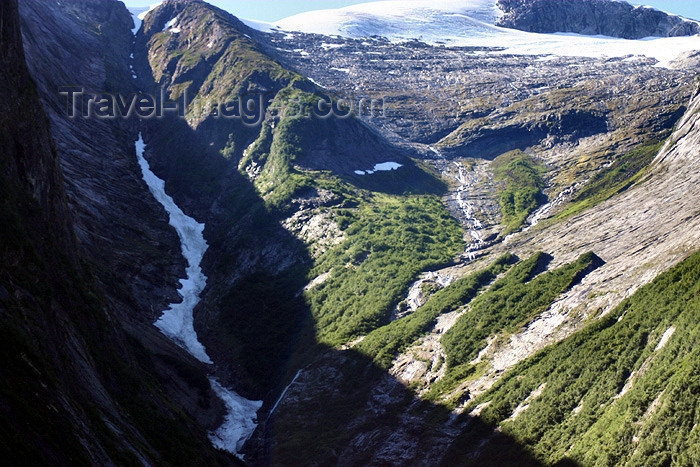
[
  {"left": 239, "top": 86, "right": 447, "bottom": 206},
  {"left": 232, "top": 87, "right": 468, "bottom": 349},
  {"left": 239, "top": 90, "right": 337, "bottom": 208},
  {"left": 306, "top": 194, "right": 464, "bottom": 346},
  {"left": 146, "top": 19, "right": 464, "bottom": 387},
  {"left": 357, "top": 254, "right": 516, "bottom": 369},
  {"left": 492, "top": 151, "right": 547, "bottom": 233},
  {"left": 194, "top": 34, "right": 301, "bottom": 109},
  {"left": 446, "top": 249, "right": 700, "bottom": 466},
  {"left": 250, "top": 114, "right": 315, "bottom": 209},
  {"left": 432, "top": 251, "right": 600, "bottom": 399},
  {"left": 557, "top": 140, "right": 664, "bottom": 219}
]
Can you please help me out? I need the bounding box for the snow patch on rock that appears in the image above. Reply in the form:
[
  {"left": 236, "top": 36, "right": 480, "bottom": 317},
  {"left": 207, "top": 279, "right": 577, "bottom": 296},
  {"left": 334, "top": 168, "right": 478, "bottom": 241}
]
[
  {"left": 355, "top": 161, "right": 403, "bottom": 175},
  {"left": 136, "top": 134, "right": 212, "bottom": 364},
  {"left": 208, "top": 378, "right": 263, "bottom": 459}
]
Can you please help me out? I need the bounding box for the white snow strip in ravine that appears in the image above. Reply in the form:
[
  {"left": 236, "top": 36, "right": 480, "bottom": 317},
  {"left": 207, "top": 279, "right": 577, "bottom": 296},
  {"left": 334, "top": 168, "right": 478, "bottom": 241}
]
[
  {"left": 135, "top": 134, "right": 262, "bottom": 456},
  {"left": 208, "top": 378, "right": 263, "bottom": 457},
  {"left": 136, "top": 135, "right": 212, "bottom": 364},
  {"left": 128, "top": 2, "right": 162, "bottom": 35}
]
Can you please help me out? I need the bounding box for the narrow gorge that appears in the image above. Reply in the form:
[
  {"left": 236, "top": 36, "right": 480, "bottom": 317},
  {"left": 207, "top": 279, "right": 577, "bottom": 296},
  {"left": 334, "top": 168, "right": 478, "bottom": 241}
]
[{"left": 136, "top": 134, "right": 261, "bottom": 457}]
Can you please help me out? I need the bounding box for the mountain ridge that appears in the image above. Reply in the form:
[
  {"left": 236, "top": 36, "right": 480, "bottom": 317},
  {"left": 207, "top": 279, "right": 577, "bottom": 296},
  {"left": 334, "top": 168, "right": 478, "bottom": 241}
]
[
  {"left": 2, "top": 0, "right": 240, "bottom": 464},
  {"left": 497, "top": 0, "right": 700, "bottom": 39}
]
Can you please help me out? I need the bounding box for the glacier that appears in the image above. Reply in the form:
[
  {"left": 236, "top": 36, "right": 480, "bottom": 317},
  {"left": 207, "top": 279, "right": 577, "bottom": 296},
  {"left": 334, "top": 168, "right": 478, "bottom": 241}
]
[{"left": 243, "top": 0, "right": 700, "bottom": 67}]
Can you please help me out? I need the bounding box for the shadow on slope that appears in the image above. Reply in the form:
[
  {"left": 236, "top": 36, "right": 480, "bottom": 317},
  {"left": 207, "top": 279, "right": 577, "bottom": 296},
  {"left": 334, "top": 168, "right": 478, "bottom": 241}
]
[
  {"left": 140, "top": 109, "right": 553, "bottom": 466},
  {"left": 142, "top": 112, "right": 314, "bottom": 396},
  {"left": 132, "top": 1, "right": 573, "bottom": 463},
  {"left": 1, "top": 1, "right": 236, "bottom": 464},
  {"left": 253, "top": 345, "right": 555, "bottom": 467}
]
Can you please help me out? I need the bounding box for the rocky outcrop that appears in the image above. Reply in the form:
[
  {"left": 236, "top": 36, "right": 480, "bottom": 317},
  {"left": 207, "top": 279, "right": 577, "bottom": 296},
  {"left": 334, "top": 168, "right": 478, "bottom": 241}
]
[
  {"left": 508, "top": 84, "right": 700, "bottom": 315},
  {"left": 6, "top": 0, "right": 700, "bottom": 464},
  {"left": 246, "top": 349, "right": 542, "bottom": 466},
  {"left": 497, "top": 0, "right": 700, "bottom": 39},
  {"left": 438, "top": 108, "right": 609, "bottom": 159},
  {"left": 0, "top": 0, "right": 74, "bottom": 250},
  {"left": 434, "top": 83, "right": 700, "bottom": 417}
]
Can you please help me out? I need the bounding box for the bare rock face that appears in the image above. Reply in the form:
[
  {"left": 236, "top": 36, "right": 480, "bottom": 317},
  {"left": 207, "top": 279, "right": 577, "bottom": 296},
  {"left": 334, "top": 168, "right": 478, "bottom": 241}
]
[
  {"left": 0, "top": 1, "right": 77, "bottom": 254},
  {"left": 19, "top": 0, "right": 186, "bottom": 322},
  {"left": 7, "top": 0, "right": 700, "bottom": 464},
  {"left": 504, "top": 84, "right": 700, "bottom": 315},
  {"left": 2, "top": 1, "right": 235, "bottom": 465},
  {"left": 496, "top": 0, "right": 700, "bottom": 39},
  {"left": 442, "top": 85, "right": 700, "bottom": 409}
]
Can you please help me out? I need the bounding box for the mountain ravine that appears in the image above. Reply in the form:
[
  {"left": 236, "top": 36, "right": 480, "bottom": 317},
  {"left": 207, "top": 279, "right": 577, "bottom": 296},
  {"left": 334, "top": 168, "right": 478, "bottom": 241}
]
[{"left": 3, "top": 0, "right": 700, "bottom": 465}]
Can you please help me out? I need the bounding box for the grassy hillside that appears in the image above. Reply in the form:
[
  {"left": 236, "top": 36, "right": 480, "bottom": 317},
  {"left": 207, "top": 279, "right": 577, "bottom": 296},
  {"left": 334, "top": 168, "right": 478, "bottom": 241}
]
[
  {"left": 557, "top": 140, "right": 664, "bottom": 219},
  {"left": 140, "top": 0, "right": 465, "bottom": 393},
  {"left": 428, "top": 251, "right": 601, "bottom": 400},
  {"left": 492, "top": 151, "right": 547, "bottom": 233},
  {"left": 307, "top": 192, "right": 465, "bottom": 346},
  {"left": 444, "top": 248, "right": 700, "bottom": 466},
  {"left": 357, "top": 254, "right": 516, "bottom": 369}
]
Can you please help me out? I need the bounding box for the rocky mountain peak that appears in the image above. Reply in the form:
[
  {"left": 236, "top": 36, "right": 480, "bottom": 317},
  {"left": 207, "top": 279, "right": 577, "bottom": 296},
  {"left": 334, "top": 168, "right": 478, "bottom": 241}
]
[{"left": 496, "top": 0, "right": 700, "bottom": 39}]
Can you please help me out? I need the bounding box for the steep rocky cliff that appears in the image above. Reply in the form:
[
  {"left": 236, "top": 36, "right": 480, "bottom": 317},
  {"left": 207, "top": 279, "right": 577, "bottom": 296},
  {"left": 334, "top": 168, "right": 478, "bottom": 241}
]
[
  {"left": 2, "top": 0, "right": 238, "bottom": 464},
  {"left": 115, "top": 0, "right": 700, "bottom": 464},
  {"left": 19, "top": 0, "right": 185, "bottom": 323},
  {"left": 1, "top": 0, "right": 74, "bottom": 249},
  {"left": 440, "top": 87, "right": 700, "bottom": 466},
  {"left": 497, "top": 0, "right": 700, "bottom": 38},
  {"left": 132, "top": 0, "right": 447, "bottom": 398}
]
